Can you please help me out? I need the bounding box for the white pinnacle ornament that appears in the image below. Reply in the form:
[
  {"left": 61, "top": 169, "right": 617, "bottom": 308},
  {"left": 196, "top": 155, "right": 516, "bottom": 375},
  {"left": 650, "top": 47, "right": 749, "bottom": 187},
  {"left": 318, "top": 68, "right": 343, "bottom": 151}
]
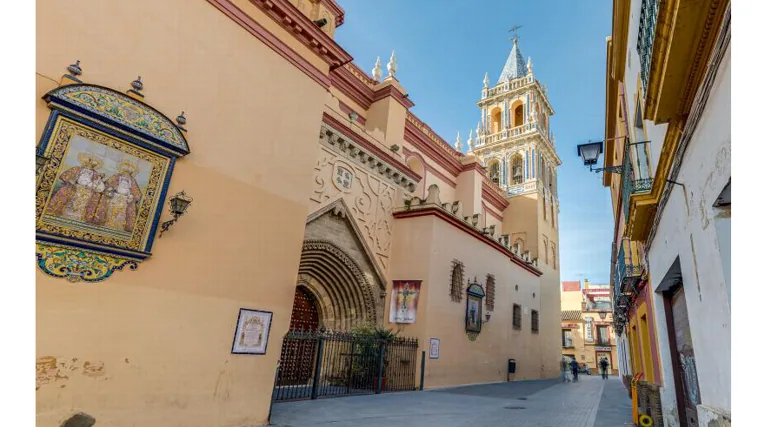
[
  {"left": 455, "top": 131, "right": 462, "bottom": 151},
  {"left": 527, "top": 57, "right": 533, "bottom": 74},
  {"left": 372, "top": 57, "right": 382, "bottom": 81},
  {"left": 387, "top": 51, "right": 397, "bottom": 79},
  {"left": 467, "top": 129, "right": 474, "bottom": 152},
  {"left": 483, "top": 72, "right": 489, "bottom": 88}
]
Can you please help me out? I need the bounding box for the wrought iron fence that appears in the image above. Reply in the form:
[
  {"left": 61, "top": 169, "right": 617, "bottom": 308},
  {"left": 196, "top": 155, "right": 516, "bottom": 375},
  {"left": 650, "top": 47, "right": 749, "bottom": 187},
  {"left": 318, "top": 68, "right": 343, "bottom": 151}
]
[{"left": 272, "top": 329, "right": 419, "bottom": 402}]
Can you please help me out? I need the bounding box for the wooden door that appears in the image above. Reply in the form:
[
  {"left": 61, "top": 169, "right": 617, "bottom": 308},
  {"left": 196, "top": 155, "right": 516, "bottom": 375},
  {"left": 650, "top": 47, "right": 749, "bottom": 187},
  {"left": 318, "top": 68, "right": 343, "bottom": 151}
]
[
  {"left": 668, "top": 286, "right": 701, "bottom": 427},
  {"left": 279, "top": 287, "right": 320, "bottom": 386}
]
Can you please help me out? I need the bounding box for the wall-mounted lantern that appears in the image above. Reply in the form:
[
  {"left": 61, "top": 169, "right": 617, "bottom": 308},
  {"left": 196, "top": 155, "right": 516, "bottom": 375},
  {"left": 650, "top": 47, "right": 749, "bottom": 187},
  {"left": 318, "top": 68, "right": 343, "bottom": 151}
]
[
  {"left": 577, "top": 137, "right": 650, "bottom": 174},
  {"left": 159, "top": 191, "right": 193, "bottom": 238}
]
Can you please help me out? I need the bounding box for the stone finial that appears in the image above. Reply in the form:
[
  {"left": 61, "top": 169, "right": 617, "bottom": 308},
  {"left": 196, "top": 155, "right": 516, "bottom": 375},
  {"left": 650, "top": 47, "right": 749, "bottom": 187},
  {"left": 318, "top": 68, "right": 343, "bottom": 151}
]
[
  {"left": 67, "top": 60, "right": 82, "bottom": 76},
  {"left": 455, "top": 131, "right": 462, "bottom": 151},
  {"left": 424, "top": 184, "right": 442, "bottom": 206},
  {"left": 487, "top": 224, "right": 496, "bottom": 237},
  {"left": 476, "top": 121, "right": 482, "bottom": 137},
  {"left": 467, "top": 129, "right": 474, "bottom": 152},
  {"left": 452, "top": 201, "right": 460, "bottom": 215},
  {"left": 372, "top": 56, "right": 382, "bottom": 81},
  {"left": 387, "top": 51, "right": 397, "bottom": 79},
  {"left": 483, "top": 72, "right": 489, "bottom": 88},
  {"left": 471, "top": 213, "right": 480, "bottom": 227},
  {"left": 527, "top": 57, "right": 533, "bottom": 74}
]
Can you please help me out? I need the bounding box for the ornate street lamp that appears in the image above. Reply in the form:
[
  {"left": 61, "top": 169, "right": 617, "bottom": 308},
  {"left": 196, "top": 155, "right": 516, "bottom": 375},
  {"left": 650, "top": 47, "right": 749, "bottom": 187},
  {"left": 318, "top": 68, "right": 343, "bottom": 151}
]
[
  {"left": 159, "top": 191, "right": 193, "bottom": 237},
  {"left": 577, "top": 137, "right": 650, "bottom": 174}
]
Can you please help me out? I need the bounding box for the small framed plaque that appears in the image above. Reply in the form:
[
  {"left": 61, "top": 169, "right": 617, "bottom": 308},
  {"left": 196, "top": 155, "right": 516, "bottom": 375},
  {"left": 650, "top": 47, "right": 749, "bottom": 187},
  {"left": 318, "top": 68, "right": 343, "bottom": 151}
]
[
  {"left": 231, "top": 308, "right": 273, "bottom": 355},
  {"left": 429, "top": 338, "right": 440, "bottom": 359}
]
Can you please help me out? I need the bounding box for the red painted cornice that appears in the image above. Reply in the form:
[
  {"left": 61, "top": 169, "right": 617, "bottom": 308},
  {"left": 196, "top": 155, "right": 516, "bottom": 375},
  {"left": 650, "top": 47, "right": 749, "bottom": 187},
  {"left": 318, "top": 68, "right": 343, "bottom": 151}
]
[
  {"left": 374, "top": 84, "right": 415, "bottom": 109},
  {"left": 330, "top": 66, "right": 374, "bottom": 109},
  {"left": 249, "top": 0, "right": 353, "bottom": 70},
  {"left": 321, "top": 0, "right": 345, "bottom": 27},
  {"left": 206, "top": 0, "right": 331, "bottom": 89},
  {"left": 402, "top": 147, "right": 457, "bottom": 187},
  {"left": 404, "top": 121, "right": 463, "bottom": 177},
  {"left": 483, "top": 204, "right": 504, "bottom": 222},
  {"left": 393, "top": 207, "right": 542, "bottom": 277},
  {"left": 322, "top": 112, "right": 422, "bottom": 182}
]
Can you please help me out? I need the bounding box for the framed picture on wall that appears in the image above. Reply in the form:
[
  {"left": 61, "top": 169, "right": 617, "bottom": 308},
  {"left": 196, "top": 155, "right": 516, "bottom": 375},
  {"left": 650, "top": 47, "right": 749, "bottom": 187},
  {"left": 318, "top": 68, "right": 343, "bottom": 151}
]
[
  {"left": 429, "top": 338, "right": 440, "bottom": 359},
  {"left": 231, "top": 308, "right": 273, "bottom": 355}
]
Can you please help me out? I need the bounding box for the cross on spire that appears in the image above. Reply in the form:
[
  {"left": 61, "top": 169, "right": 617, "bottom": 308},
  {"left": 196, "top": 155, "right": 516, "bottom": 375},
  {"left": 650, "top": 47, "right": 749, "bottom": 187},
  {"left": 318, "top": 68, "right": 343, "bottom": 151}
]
[{"left": 509, "top": 25, "right": 522, "bottom": 44}]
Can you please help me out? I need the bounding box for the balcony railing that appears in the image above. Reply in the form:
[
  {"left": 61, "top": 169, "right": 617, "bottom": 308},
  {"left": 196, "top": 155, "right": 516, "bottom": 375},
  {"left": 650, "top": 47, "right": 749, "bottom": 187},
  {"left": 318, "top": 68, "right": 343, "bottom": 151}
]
[
  {"left": 562, "top": 339, "right": 574, "bottom": 348},
  {"left": 595, "top": 338, "right": 612, "bottom": 346},
  {"left": 614, "top": 238, "right": 645, "bottom": 297},
  {"left": 476, "top": 122, "right": 554, "bottom": 149},
  {"left": 621, "top": 140, "right": 653, "bottom": 223}
]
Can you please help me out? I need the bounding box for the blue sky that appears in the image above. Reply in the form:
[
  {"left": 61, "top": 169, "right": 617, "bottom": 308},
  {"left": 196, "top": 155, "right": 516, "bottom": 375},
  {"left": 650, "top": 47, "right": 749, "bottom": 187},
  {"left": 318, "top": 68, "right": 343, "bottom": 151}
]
[{"left": 335, "top": 0, "right": 614, "bottom": 284}]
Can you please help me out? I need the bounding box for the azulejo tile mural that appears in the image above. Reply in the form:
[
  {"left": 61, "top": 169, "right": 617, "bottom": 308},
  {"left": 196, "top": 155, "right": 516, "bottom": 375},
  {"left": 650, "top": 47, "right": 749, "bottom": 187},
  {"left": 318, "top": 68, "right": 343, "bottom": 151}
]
[{"left": 36, "top": 84, "right": 190, "bottom": 282}]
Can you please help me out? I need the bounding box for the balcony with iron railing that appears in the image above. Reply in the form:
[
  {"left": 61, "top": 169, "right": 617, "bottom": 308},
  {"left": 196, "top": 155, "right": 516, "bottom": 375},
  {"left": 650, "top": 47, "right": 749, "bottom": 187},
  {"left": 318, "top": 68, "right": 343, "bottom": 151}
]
[
  {"left": 621, "top": 140, "right": 653, "bottom": 224},
  {"left": 614, "top": 237, "right": 645, "bottom": 299},
  {"left": 476, "top": 121, "right": 555, "bottom": 150}
]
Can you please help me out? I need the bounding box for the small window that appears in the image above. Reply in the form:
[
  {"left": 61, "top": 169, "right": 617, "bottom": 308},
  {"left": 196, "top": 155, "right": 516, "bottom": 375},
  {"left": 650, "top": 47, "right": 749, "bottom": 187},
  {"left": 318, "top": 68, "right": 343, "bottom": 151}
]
[
  {"left": 531, "top": 310, "right": 539, "bottom": 333},
  {"left": 512, "top": 304, "right": 522, "bottom": 330},
  {"left": 450, "top": 260, "right": 465, "bottom": 302},
  {"left": 485, "top": 274, "right": 495, "bottom": 311}
]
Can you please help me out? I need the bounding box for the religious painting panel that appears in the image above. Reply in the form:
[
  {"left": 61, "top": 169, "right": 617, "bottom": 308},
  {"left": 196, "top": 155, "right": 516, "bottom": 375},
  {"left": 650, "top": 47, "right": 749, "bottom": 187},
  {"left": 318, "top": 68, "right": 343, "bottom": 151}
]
[
  {"left": 465, "top": 282, "right": 485, "bottom": 334},
  {"left": 36, "top": 84, "right": 190, "bottom": 282},
  {"left": 231, "top": 308, "right": 273, "bottom": 355},
  {"left": 389, "top": 280, "right": 422, "bottom": 324}
]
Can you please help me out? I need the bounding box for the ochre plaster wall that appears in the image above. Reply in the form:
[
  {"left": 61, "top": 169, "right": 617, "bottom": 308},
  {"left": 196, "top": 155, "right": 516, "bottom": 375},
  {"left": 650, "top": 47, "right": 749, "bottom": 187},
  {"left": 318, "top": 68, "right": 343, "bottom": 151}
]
[
  {"left": 36, "top": 0, "right": 328, "bottom": 426},
  {"left": 389, "top": 215, "right": 544, "bottom": 389}
]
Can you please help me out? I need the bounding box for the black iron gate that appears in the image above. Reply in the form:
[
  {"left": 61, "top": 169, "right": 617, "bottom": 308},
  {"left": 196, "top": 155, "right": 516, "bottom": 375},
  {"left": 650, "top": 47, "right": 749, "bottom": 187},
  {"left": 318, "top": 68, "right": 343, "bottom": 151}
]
[{"left": 272, "top": 329, "right": 419, "bottom": 402}]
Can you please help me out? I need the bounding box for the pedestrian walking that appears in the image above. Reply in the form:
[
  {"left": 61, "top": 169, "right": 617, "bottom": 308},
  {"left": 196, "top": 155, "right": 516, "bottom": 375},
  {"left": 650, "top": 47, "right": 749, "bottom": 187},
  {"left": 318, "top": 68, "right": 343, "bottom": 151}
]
[
  {"left": 600, "top": 357, "right": 610, "bottom": 380},
  {"left": 560, "top": 358, "right": 569, "bottom": 382},
  {"left": 570, "top": 358, "right": 579, "bottom": 382}
]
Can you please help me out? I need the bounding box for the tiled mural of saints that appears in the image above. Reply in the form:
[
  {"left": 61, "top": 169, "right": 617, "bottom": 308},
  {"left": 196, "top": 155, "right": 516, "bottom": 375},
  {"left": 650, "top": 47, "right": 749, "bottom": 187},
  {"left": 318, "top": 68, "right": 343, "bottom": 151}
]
[
  {"left": 36, "top": 83, "right": 190, "bottom": 282},
  {"left": 43, "top": 135, "right": 152, "bottom": 238}
]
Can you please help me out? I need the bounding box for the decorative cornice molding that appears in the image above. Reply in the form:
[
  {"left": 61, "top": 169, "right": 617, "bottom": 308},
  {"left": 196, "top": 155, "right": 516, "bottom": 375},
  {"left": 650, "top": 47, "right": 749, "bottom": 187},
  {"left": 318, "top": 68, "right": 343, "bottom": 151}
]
[
  {"left": 330, "top": 65, "right": 375, "bottom": 109},
  {"left": 206, "top": 0, "right": 331, "bottom": 89},
  {"left": 402, "top": 147, "right": 456, "bottom": 187},
  {"left": 321, "top": 113, "right": 420, "bottom": 192},
  {"left": 320, "top": 0, "right": 345, "bottom": 27},
  {"left": 248, "top": 0, "right": 353, "bottom": 70},
  {"left": 404, "top": 114, "right": 463, "bottom": 177},
  {"left": 393, "top": 205, "right": 542, "bottom": 277},
  {"left": 374, "top": 84, "right": 415, "bottom": 109}
]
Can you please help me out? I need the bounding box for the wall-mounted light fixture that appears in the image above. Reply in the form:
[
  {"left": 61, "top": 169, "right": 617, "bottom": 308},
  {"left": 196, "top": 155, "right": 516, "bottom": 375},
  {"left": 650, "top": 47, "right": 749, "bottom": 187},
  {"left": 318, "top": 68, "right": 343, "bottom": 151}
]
[
  {"left": 36, "top": 153, "right": 50, "bottom": 175},
  {"left": 484, "top": 311, "right": 492, "bottom": 323},
  {"left": 159, "top": 191, "right": 193, "bottom": 238},
  {"left": 576, "top": 137, "right": 650, "bottom": 174},
  {"left": 314, "top": 18, "right": 328, "bottom": 28}
]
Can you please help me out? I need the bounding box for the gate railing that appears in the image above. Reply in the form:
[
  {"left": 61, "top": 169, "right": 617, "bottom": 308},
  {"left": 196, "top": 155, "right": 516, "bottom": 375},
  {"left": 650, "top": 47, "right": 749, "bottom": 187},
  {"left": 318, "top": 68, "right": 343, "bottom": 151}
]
[{"left": 272, "top": 328, "right": 418, "bottom": 402}]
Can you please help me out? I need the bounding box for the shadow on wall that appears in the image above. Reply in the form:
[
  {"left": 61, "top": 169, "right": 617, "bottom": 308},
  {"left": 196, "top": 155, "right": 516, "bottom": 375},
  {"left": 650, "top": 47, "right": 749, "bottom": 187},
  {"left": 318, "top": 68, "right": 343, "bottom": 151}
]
[{"left": 62, "top": 412, "right": 96, "bottom": 427}]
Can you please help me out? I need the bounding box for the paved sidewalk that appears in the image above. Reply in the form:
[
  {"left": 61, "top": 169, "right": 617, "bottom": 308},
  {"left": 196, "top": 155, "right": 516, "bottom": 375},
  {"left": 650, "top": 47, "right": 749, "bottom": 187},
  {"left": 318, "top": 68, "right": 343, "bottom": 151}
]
[{"left": 270, "top": 376, "right": 632, "bottom": 427}]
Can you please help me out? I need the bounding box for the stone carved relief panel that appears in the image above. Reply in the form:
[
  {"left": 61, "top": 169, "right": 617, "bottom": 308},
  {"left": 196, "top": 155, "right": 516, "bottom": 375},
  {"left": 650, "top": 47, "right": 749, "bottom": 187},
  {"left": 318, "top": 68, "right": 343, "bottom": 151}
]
[{"left": 310, "top": 146, "right": 398, "bottom": 275}]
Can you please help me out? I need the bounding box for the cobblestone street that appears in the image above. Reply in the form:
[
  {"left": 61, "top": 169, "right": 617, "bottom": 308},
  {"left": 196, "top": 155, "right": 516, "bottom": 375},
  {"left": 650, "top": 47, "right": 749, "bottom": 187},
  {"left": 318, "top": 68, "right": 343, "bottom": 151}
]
[{"left": 270, "top": 376, "right": 633, "bottom": 427}]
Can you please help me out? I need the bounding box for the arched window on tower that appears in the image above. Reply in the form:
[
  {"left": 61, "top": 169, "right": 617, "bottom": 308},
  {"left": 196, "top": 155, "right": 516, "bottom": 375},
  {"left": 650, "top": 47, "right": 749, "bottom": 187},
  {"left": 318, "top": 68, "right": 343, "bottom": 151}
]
[
  {"left": 512, "top": 101, "right": 525, "bottom": 128},
  {"left": 490, "top": 107, "right": 502, "bottom": 134},
  {"left": 488, "top": 160, "right": 500, "bottom": 185},
  {"left": 551, "top": 202, "right": 556, "bottom": 229},
  {"left": 511, "top": 153, "right": 524, "bottom": 184},
  {"left": 543, "top": 239, "right": 549, "bottom": 265}
]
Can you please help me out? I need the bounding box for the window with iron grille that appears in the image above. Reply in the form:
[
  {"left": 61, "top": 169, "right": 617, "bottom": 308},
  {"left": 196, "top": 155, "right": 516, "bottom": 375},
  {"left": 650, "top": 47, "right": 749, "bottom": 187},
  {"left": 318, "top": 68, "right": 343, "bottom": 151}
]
[
  {"left": 485, "top": 274, "right": 495, "bottom": 311},
  {"left": 531, "top": 310, "right": 539, "bottom": 333},
  {"left": 450, "top": 260, "right": 464, "bottom": 302},
  {"left": 636, "top": 0, "right": 660, "bottom": 95},
  {"left": 512, "top": 304, "right": 522, "bottom": 330}
]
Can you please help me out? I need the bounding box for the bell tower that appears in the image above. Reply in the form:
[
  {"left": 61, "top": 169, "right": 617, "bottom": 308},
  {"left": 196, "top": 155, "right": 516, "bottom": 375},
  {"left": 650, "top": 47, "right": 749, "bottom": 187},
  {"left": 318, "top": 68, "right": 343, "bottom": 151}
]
[{"left": 470, "top": 30, "right": 562, "bottom": 377}]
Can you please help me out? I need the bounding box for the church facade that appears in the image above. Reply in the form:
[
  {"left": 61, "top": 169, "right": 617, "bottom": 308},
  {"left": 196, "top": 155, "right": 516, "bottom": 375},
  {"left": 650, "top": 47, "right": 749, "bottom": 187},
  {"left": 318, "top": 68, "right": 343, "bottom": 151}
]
[{"left": 35, "top": 1, "right": 561, "bottom": 426}]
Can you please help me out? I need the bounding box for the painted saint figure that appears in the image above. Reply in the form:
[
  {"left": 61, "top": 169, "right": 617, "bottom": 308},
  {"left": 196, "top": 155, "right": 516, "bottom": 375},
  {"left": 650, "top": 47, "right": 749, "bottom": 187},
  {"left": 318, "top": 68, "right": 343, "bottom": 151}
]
[
  {"left": 399, "top": 283, "right": 418, "bottom": 313},
  {"left": 104, "top": 159, "right": 143, "bottom": 232},
  {"left": 47, "top": 153, "right": 106, "bottom": 223}
]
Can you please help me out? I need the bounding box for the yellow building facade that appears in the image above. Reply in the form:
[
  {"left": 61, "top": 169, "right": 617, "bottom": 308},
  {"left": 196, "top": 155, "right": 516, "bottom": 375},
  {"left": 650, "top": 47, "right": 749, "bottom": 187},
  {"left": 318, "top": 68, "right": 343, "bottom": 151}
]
[
  {"left": 601, "top": 0, "right": 731, "bottom": 426},
  {"left": 560, "top": 281, "right": 618, "bottom": 375},
  {"left": 35, "top": 1, "right": 563, "bottom": 426}
]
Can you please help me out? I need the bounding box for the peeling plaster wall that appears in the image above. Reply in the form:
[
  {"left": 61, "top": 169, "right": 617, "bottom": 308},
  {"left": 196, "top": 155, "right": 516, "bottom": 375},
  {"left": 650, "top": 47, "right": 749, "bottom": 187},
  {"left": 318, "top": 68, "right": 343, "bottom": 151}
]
[{"left": 648, "top": 44, "right": 731, "bottom": 427}]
